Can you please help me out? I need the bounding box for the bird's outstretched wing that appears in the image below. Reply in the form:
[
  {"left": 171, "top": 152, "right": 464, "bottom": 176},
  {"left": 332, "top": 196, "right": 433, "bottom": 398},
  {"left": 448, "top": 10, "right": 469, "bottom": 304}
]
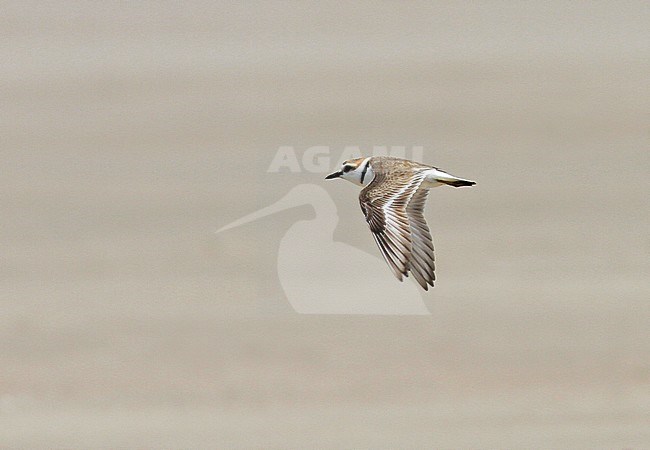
[{"left": 359, "top": 167, "right": 435, "bottom": 289}]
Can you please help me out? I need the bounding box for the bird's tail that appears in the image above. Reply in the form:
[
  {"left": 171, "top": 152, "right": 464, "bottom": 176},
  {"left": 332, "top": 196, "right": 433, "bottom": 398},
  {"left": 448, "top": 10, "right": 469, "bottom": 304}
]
[
  {"left": 440, "top": 178, "right": 476, "bottom": 188},
  {"left": 425, "top": 168, "right": 476, "bottom": 188}
]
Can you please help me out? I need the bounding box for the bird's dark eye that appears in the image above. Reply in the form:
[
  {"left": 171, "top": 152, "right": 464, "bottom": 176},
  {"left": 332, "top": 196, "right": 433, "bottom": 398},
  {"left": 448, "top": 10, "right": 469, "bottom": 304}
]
[{"left": 343, "top": 166, "right": 353, "bottom": 173}]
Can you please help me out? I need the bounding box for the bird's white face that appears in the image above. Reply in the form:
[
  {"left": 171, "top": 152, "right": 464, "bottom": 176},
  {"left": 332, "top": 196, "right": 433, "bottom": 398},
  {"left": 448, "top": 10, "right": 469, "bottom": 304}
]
[{"left": 325, "top": 157, "right": 373, "bottom": 187}]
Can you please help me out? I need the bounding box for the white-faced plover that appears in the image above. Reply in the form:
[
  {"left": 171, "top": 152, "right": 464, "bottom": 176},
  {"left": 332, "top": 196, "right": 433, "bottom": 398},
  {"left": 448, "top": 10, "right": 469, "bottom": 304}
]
[{"left": 326, "top": 156, "right": 475, "bottom": 290}]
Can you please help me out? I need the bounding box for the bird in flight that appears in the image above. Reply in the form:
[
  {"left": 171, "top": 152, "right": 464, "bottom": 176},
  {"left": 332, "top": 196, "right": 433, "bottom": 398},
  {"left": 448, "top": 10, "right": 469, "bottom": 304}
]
[{"left": 326, "top": 156, "right": 475, "bottom": 290}]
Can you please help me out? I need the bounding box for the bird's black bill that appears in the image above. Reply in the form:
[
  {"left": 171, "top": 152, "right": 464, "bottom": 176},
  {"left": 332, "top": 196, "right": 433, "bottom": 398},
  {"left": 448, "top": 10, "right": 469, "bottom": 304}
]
[{"left": 325, "top": 171, "right": 342, "bottom": 179}]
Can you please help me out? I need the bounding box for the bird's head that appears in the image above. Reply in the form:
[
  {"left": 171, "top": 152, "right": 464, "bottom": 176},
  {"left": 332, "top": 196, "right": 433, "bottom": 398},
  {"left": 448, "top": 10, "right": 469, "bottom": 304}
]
[{"left": 325, "top": 157, "right": 373, "bottom": 186}]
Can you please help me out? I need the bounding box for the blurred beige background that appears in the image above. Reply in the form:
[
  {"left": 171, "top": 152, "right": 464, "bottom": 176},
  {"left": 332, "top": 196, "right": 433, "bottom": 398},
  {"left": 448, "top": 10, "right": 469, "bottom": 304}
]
[{"left": 2, "top": 1, "right": 649, "bottom": 448}]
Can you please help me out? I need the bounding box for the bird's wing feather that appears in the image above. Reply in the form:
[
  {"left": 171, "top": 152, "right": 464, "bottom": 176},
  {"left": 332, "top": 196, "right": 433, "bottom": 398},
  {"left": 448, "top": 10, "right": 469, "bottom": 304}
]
[
  {"left": 359, "top": 168, "right": 428, "bottom": 282},
  {"left": 406, "top": 187, "right": 435, "bottom": 290}
]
